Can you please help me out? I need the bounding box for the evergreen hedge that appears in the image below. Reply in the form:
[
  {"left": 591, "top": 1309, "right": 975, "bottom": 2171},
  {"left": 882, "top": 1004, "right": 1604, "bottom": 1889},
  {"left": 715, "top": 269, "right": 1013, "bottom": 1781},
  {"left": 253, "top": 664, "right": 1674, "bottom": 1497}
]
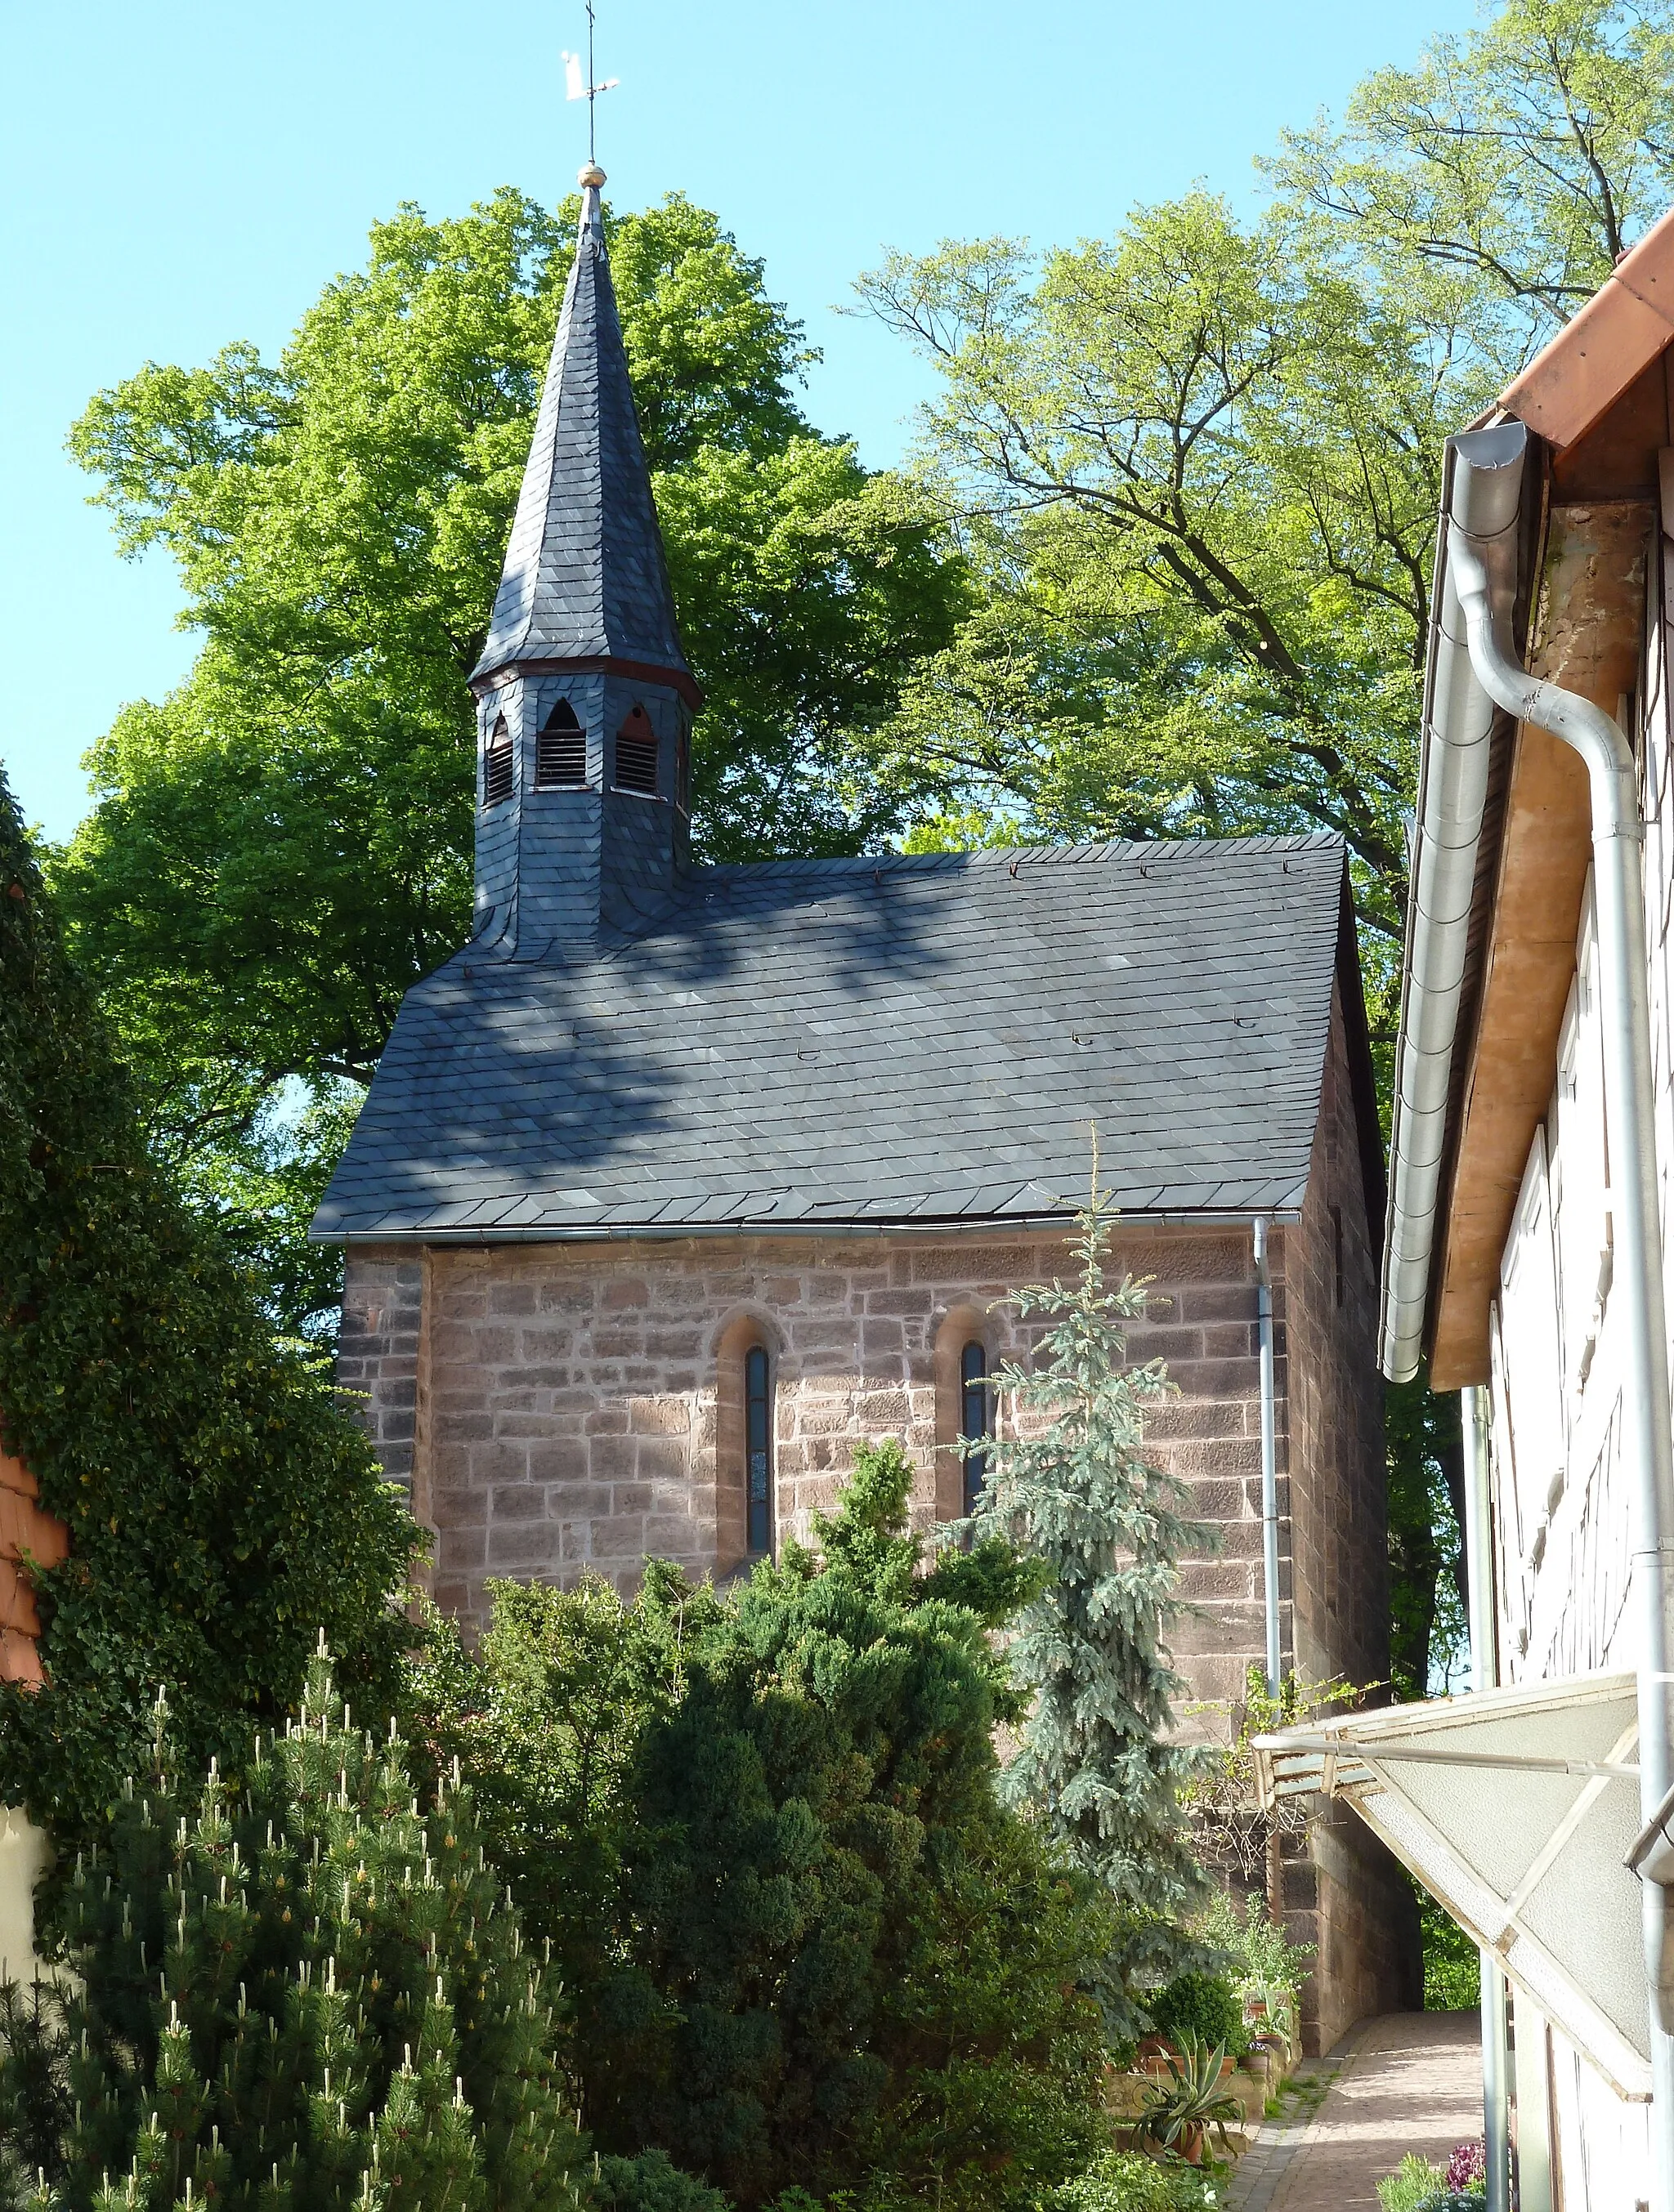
[
  {"left": 0, "top": 769, "right": 418, "bottom": 1835},
  {"left": 410, "top": 1443, "right": 1116, "bottom": 2212}
]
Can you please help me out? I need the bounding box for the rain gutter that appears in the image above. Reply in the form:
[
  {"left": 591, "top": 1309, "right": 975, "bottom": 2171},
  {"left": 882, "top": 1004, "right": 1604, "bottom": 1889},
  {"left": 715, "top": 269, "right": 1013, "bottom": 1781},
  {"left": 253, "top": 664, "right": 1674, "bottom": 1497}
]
[
  {"left": 1463, "top": 1382, "right": 1511, "bottom": 2212},
  {"left": 1254, "top": 1218, "right": 1281, "bottom": 1696},
  {"left": 322, "top": 1207, "right": 1304, "bottom": 1247},
  {"left": 1379, "top": 424, "right": 1525, "bottom": 1384}
]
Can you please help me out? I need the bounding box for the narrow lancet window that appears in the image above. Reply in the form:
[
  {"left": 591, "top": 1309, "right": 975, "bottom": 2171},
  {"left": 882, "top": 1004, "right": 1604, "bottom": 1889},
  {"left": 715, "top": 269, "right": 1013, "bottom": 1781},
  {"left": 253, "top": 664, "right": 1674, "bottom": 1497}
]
[
  {"left": 536, "top": 699, "right": 587, "bottom": 787},
  {"left": 745, "top": 1343, "right": 773, "bottom": 1555},
  {"left": 614, "top": 704, "right": 659, "bottom": 795},
  {"left": 960, "top": 1340, "right": 990, "bottom": 1514},
  {"left": 483, "top": 713, "right": 513, "bottom": 807}
]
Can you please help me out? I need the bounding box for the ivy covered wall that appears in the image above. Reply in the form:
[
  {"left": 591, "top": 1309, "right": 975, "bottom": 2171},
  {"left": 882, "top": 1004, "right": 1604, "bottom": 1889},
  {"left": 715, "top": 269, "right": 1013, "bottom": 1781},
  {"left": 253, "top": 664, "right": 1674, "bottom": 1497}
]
[{"left": 0, "top": 769, "right": 417, "bottom": 1836}]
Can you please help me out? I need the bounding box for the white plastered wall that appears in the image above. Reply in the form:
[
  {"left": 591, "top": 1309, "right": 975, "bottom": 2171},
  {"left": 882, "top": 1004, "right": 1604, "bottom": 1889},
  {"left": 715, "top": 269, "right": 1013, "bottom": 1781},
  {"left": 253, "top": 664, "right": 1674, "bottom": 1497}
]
[
  {"left": 1477, "top": 480, "right": 1674, "bottom": 2204},
  {"left": 0, "top": 1808, "right": 46, "bottom": 1982}
]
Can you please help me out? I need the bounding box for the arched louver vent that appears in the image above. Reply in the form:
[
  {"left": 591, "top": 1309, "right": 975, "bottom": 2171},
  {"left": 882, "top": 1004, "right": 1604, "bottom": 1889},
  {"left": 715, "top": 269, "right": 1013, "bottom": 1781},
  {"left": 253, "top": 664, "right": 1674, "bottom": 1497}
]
[
  {"left": 482, "top": 713, "right": 513, "bottom": 807},
  {"left": 536, "top": 699, "right": 587, "bottom": 788},
  {"left": 614, "top": 704, "right": 658, "bottom": 795}
]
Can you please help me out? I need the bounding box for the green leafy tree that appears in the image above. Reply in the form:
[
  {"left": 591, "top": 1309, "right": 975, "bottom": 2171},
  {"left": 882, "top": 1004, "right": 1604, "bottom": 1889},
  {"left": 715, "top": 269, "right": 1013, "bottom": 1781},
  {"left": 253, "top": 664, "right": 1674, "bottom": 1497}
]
[
  {"left": 55, "top": 188, "right": 965, "bottom": 1334},
  {"left": 1384, "top": 1370, "right": 1469, "bottom": 1699},
  {"left": 0, "top": 1648, "right": 589, "bottom": 2212},
  {"left": 1269, "top": 0, "right": 1674, "bottom": 355},
  {"left": 856, "top": 195, "right": 1458, "bottom": 954},
  {"left": 970, "top": 1165, "right": 1215, "bottom": 2021},
  {"left": 864, "top": 0, "right": 1674, "bottom": 1727},
  {"left": 409, "top": 1442, "right": 1114, "bottom": 2212},
  {"left": 0, "top": 765, "right": 417, "bottom": 1836}
]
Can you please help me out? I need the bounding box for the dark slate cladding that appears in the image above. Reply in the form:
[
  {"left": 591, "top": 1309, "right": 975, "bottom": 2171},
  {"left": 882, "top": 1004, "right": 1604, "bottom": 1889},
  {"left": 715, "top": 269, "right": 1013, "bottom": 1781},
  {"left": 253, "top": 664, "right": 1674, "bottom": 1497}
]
[
  {"left": 314, "top": 834, "right": 1353, "bottom": 1240},
  {"left": 472, "top": 186, "right": 689, "bottom": 686}
]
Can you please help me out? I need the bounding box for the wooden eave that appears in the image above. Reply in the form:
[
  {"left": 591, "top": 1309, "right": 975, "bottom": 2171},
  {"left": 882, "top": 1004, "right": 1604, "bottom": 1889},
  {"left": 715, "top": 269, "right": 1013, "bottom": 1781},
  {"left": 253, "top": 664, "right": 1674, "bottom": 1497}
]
[{"left": 1426, "top": 346, "right": 1673, "bottom": 1388}]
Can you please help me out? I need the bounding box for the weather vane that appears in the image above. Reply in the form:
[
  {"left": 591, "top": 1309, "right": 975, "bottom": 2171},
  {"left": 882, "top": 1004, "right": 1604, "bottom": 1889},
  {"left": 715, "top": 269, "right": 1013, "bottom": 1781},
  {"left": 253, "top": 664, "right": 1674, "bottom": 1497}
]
[{"left": 562, "top": 1, "right": 619, "bottom": 168}]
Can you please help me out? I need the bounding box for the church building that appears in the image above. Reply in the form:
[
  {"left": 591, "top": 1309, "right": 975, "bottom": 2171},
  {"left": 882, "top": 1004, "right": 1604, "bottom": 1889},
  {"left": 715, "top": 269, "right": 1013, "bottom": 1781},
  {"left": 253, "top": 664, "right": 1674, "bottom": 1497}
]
[{"left": 314, "top": 165, "right": 1413, "bottom": 2050}]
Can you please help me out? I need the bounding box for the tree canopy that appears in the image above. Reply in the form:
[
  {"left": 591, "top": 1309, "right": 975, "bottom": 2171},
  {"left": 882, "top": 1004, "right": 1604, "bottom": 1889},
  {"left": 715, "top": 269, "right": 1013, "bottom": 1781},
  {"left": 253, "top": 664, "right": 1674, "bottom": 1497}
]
[
  {"left": 859, "top": 0, "right": 1674, "bottom": 975},
  {"left": 54, "top": 189, "right": 966, "bottom": 1330}
]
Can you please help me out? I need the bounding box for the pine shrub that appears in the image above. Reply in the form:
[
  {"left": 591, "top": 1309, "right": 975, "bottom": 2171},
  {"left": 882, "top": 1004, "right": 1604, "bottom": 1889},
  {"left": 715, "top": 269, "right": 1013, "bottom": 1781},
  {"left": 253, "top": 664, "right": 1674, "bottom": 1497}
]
[
  {"left": 0, "top": 767, "right": 418, "bottom": 1835},
  {"left": 411, "top": 1441, "right": 1115, "bottom": 2211},
  {"left": 0, "top": 1647, "right": 588, "bottom": 2212}
]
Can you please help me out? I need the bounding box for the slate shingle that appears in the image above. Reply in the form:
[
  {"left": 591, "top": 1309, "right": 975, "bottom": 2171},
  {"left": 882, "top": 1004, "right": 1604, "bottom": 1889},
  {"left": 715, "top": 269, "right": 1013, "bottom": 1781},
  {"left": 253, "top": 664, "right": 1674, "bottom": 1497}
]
[
  {"left": 313, "top": 834, "right": 1353, "bottom": 1240},
  {"left": 471, "top": 182, "right": 690, "bottom": 689}
]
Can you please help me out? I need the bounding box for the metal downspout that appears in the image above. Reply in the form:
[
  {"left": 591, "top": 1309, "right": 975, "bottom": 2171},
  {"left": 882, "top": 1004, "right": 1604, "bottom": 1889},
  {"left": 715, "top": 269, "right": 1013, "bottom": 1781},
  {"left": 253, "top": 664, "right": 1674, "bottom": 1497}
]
[
  {"left": 1462, "top": 1383, "right": 1511, "bottom": 2212},
  {"left": 1449, "top": 498, "right": 1674, "bottom": 2210},
  {"left": 1255, "top": 1220, "right": 1281, "bottom": 1699}
]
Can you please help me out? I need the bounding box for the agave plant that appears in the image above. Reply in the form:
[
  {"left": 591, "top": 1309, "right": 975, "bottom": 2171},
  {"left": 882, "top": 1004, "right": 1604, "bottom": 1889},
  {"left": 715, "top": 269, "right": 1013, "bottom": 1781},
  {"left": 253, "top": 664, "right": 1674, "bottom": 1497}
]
[{"left": 1138, "top": 2033, "right": 1245, "bottom": 2161}]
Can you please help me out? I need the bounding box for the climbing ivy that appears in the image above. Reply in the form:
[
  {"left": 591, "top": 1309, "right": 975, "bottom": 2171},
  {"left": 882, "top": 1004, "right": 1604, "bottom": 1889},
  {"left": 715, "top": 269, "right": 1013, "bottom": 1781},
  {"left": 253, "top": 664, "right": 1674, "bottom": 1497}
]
[{"left": 0, "top": 767, "right": 418, "bottom": 1838}]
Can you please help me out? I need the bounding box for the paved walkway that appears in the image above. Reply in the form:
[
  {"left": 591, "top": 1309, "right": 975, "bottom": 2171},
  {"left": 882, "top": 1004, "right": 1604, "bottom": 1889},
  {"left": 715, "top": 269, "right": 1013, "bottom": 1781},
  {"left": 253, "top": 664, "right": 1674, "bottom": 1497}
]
[{"left": 1229, "top": 2012, "right": 1484, "bottom": 2212}]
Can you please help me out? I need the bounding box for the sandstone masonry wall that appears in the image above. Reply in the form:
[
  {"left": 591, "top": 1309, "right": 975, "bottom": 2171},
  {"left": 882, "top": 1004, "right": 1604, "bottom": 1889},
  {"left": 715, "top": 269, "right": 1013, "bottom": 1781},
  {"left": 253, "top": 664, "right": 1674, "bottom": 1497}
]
[
  {"left": 342, "top": 1221, "right": 1286, "bottom": 1642},
  {"left": 1282, "top": 979, "right": 1421, "bottom": 2047}
]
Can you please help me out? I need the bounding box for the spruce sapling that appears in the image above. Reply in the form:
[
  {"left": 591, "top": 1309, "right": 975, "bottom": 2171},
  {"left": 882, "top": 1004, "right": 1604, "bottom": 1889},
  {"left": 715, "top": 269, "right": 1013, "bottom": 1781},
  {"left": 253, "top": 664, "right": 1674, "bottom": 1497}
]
[{"left": 969, "top": 1146, "right": 1217, "bottom": 2019}]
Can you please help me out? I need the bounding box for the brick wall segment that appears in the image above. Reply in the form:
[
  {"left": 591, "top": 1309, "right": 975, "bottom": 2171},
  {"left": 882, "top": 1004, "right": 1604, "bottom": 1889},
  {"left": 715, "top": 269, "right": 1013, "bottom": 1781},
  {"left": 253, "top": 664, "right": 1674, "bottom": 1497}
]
[{"left": 0, "top": 1433, "right": 69, "bottom": 1687}]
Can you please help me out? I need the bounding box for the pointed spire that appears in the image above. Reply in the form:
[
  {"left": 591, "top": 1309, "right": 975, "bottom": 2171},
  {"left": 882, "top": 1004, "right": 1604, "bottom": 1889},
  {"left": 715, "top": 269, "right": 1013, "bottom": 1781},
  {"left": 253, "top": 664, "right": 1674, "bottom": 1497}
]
[{"left": 472, "top": 167, "right": 696, "bottom": 699}]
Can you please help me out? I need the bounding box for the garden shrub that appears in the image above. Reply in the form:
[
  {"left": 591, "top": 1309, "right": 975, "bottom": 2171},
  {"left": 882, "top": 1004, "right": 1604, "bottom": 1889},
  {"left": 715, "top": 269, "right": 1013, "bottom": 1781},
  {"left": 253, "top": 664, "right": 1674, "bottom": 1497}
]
[
  {"left": 1144, "top": 1971, "right": 1248, "bottom": 2057},
  {"left": 0, "top": 1647, "right": 588, "bottom": 2210},
  {"left": 1376, "top": 2156, "right": 1447, "bottom": 2212},
  {"left": 1194, "top": 1887, "right": 1312, "bottom": 1996},
  {"left": 1041, "top": 2147, "right": 1218, "bottom": 2212},
  {"left": 410, "top": 1441, "right": 1116, "bottom": 2210},
  {"left": 595, "top": 2151, "right": 729, "bottom": 2212},
  {"left": 0, "top": 768, "right": 418, "bottom": 1835}
]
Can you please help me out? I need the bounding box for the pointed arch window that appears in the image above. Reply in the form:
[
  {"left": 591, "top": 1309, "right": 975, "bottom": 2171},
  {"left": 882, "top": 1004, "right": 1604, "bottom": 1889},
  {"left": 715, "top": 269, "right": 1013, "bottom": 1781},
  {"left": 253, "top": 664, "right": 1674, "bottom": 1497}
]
[
  {"left": 745, "top": 1344, "right": 773, "bottom": 1556},
  {"left": 536, "top": 699, "right": 587, "bottom": 788},
  {"left": 960, "top": 1340, "right": 990, "bottom": 1515},
  {"left": 482, "top": 713, "right": 513, "bottom": 807},
  {"left": 614, "top": 704, "right": 659, "bottom": 795}
]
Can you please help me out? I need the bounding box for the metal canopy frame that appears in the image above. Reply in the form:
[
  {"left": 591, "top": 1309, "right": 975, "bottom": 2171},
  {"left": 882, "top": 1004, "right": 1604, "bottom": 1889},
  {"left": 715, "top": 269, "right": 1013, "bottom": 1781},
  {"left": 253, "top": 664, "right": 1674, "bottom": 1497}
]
[{"left": 1254, "top": 1670, "right": 1651, "bottom": 2100}]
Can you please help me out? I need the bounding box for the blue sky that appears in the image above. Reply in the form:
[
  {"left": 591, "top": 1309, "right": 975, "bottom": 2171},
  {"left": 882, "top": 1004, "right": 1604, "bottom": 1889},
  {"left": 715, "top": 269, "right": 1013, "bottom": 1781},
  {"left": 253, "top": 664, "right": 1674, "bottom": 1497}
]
[{"left": 2, "top": 0, "right": 1479, "bottom": 843}]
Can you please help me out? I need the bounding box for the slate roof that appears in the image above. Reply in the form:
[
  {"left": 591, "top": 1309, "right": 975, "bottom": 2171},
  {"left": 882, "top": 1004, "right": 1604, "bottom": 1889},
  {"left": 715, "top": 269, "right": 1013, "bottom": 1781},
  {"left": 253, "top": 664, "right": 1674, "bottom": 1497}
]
[
  {"left": 471, "top": 181, "right": 692, "bottom": 689},
  {"left": 314, "top": 833, "right": 1356, "bottom": 1241}
]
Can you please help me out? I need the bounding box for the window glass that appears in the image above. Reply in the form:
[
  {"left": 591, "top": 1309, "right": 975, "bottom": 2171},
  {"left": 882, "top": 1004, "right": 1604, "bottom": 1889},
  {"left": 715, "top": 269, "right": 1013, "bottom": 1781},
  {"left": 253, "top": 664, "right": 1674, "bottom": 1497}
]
[
  {"left": 745, "top": 1344, "right": 772, "bottom": 1555},
  {"left": 960, "top": 1339, "right": 989, "bottom": 1515}
]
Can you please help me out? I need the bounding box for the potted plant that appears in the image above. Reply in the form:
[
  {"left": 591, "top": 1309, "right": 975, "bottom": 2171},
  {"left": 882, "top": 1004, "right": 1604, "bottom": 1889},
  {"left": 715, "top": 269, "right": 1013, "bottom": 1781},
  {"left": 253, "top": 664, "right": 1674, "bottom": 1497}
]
[{"left": 1138, "top": 2034, "right": 1247, "bottom": 2165}]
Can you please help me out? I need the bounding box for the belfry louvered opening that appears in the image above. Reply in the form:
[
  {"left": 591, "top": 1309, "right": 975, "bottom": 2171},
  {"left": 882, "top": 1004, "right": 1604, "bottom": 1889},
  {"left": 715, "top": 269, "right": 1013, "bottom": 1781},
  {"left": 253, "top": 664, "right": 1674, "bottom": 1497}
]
[
  {"left": 614, "top": 704, "right": 658, "bottom": 795},
  {"left": 536, "top": 699, "right": 587, "bottom": 788},
  {"left": 482, "top": 714, "right": 513, "bottom": 807}
]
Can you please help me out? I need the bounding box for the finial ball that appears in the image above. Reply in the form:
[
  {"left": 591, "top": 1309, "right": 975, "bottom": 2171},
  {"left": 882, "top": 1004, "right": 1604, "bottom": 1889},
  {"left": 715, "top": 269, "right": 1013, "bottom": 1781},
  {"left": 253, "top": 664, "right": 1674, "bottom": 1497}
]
[{"left": 578, "top": 162, "right": 606, "bottom": 189}]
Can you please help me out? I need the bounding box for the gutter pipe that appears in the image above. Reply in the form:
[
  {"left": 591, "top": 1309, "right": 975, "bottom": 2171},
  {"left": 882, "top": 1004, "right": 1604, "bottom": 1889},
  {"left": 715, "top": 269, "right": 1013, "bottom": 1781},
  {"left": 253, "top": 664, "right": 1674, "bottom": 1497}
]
[
  {"left": 1380, "top": 427, "right": 1524, "bottom": 1383},
  {"left": 1254, "top": 1219, "right": 1281, "bottom": 1698},
  {"left": 1446, "top": 443, "right": 1674, "bottom": 2207},
  {"left": 1462, "top": 1383, "right": 1510, "bottom": 2212}
]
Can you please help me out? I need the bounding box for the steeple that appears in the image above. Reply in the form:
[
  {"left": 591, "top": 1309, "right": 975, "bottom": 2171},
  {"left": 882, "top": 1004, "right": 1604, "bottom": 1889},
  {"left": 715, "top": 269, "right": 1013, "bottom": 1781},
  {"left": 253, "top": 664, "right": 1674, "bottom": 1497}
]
[{"left": 468, "top": 166, "right": 698, "bottom": 957}]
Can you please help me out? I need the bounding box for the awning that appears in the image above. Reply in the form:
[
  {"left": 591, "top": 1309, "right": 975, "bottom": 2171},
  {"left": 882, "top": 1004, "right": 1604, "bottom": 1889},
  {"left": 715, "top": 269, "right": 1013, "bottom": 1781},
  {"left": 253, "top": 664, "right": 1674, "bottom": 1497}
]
[{"left": 1253, "top": 1670, "right": 1649, "bottom": 2098}]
